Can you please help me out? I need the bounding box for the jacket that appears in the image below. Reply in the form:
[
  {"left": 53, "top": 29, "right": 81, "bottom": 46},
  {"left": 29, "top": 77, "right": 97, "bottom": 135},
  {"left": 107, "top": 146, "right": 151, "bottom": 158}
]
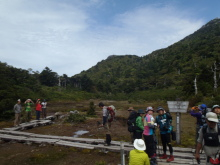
[
  {"left": 135, "top": 116, "right": 144, "bottom": 132},
  {"left": 129, "top": 149, "right": 150, "bottom": 165}
]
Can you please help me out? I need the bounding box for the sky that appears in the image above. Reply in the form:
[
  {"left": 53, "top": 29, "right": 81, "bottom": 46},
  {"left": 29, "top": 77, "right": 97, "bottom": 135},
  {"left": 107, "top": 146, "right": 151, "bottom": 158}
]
[{"left": 0, "top": 0, "right": 220, "bottom": 77}]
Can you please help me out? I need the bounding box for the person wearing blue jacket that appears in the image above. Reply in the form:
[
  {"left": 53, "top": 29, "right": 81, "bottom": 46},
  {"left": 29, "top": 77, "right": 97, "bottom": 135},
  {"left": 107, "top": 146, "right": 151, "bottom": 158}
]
[{"left": 155, "top": 106, "right": 174, "bottom": 162}]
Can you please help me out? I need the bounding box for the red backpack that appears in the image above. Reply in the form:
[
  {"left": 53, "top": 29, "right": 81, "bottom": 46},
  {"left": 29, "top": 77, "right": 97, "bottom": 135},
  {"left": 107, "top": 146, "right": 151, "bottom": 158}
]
[{"left": 107, "top": 105, "right": 116, "bottom": 122}]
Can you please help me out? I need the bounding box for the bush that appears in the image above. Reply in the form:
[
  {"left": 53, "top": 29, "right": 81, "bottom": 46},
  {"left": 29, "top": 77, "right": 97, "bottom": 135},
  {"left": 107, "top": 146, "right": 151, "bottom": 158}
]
[
  {"left": 87, "top": 102, "right": 96, "bottom": 116},
  {"left": 65, "top": 113, "right": 86, "bottom": 123}
]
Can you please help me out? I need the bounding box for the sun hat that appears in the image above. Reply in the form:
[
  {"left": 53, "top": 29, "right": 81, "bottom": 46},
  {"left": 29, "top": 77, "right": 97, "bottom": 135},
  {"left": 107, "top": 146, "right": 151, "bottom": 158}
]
[
  {"left": 156, "top": 106, "right": 164, "bottom": 112},
  {"left": 206, "top": 112, "right": 218, "bottom": 123},
  {"left": 127, "top": 107, "right": 134, "bottom": 111},
  {"left": 146, "top": 106, "right": 154, "bottom": 113},
  {"left": 137, "top": 109, "right": 145, "bottom": 114},
  {"left": 133, "top": 139, "right": 146, "bottom": 150}
]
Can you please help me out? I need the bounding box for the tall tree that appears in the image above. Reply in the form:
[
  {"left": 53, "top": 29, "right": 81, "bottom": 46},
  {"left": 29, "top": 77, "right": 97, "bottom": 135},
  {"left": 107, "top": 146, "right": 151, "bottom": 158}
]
[{"left": 39, "top": 67, "right": 59, "bottom": 87}]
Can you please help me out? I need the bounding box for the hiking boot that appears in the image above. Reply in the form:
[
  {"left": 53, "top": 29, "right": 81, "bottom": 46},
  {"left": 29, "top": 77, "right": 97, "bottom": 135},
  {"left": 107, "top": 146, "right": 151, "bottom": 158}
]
[
  {"left": 159, "top": 154, "right": 167, "bottom": 159},
  {"left": 167, "top": 155, "right": 174, "bottom": 162}
]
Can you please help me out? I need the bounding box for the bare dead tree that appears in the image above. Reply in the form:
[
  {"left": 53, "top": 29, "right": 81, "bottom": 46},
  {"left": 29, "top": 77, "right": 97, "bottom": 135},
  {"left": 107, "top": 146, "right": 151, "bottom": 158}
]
[
  {"left": 211, "top": 61, "right": 218, "bottom": 92},
  {"left": 194, "top": 76, "right": 198, "bottom": 95}
]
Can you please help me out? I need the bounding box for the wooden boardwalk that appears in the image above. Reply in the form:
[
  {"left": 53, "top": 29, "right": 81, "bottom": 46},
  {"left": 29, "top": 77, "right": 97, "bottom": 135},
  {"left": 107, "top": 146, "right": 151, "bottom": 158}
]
[{"left": 0, "top": 117, "right": 206, "bottom": 164}]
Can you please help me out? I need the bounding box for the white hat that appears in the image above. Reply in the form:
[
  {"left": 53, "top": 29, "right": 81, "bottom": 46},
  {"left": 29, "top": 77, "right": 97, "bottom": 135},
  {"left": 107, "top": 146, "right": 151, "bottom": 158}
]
[
  {"left": 17, "top": 99, "right": 21, "bottom": 102},
  {"left": 206, "top": 112, "right": 218, "bottom": 123},
  {"left": 133, "top": 139, "right": 146, "bottom": 151}
]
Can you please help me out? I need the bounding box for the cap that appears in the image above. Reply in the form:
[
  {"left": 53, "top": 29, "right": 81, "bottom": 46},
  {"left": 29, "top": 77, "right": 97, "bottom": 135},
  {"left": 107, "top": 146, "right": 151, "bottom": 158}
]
[
  {"left": 17, "top": 99, "right": 21, "bottom": 102},
  {"left": 127, "top": 107, "right": 134, "bottom": 111},
  {"left": 133, "top": 139, "right": 146, "bottom": 150},
  {"left": 206, "top": 112, "right": 218, "bottom": 123}
]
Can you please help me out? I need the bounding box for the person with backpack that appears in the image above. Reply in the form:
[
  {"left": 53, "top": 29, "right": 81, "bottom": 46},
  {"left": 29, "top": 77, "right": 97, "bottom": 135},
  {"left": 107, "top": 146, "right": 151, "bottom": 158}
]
[
  {"left": 143, "top": 106, "right": 157, "bottom": 164},
  {"left": 98, "top": 102, "right": 111, "bottom": 146},
  {"left": 127, "top": 107, "right": 137, "bottom": 143},
  {"left": 155, "top": 106, "right": 174, "bottom": 162},
  {"left": 190, "top": 104, "right": 208, "bottom": 145},
  {"left": 195, "top": 112, "right": 220, "bottom": 165},
  {"left": 133, "top": 109, "right": 145, "bottom": 140}
]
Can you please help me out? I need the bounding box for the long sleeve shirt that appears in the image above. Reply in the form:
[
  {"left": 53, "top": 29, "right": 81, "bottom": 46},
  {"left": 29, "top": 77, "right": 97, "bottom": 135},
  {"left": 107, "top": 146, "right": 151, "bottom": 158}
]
[{"left": 14, "top": 104, "right": 22, "bottom": 113}]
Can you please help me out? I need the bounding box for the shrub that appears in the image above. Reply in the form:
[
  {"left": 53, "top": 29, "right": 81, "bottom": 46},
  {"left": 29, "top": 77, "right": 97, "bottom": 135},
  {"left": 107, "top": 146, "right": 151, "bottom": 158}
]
[{"left": 65, "top": 113, "right": 86, "bottom": 123}]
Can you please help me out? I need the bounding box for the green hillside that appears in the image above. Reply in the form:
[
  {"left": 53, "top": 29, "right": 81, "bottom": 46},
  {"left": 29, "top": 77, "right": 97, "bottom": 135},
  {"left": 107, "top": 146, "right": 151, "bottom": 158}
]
[
  {"left": 77, "top": 18, "right": 220, "bottom": 99},
  {"left": 1, "top": 18, "right": 220, "bottom": 119}
]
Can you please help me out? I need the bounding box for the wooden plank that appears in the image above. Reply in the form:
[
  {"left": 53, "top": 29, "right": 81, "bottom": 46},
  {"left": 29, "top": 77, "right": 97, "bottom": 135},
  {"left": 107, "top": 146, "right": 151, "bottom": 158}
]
[
  {"left": 0, "top": 133, "right": 27, "bottom": 141},
  {"left": 22, "top": 137, "right": 59, "bottom": 144},
  {"left": 55, "top": 140, "right": 94, "bottom": 149}
]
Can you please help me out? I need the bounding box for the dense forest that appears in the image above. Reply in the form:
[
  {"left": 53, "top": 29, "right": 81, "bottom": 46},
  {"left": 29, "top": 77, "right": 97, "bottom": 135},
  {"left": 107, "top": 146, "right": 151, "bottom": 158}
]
[{"left": 1, "top": 18, "right": 220, "bottom": 119}]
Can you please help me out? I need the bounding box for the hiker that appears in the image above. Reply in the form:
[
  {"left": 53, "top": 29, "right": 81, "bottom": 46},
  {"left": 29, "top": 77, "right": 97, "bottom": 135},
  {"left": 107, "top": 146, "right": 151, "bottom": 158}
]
[
  {"left": 190, "top": 104, "right": 207, "bottom": 144},
  {"left": 127, "top": 107, "right": 137, "bottom": 143},
  {"left": 35, "top": 99, "right": 42, "bottom": 120},
  {"left": 24, "top": 99, "right": 34, "bottom": 122},
  {"left": 98, "top": 102, "right": 111, "bottom": 146},
  {"left": 143, "top": 106, "right": 157, "bottom": 163},
  {"left": 133, "top": 109, "right": 145, "bottom": 140},
  {"left": 195, "top": 112, "right": 220, "bottom": 165},
  {"left": 129, "top": 139, "right": 150, "bottom": 165},
  {"left": 211, "top": 105, "right": 220, "bottom": 121},
  {"left": 41, "top": 99, "right": 47, "bottom": 119},
  {"left": 155, "top": 106, "right": 174, "bottom": 162},
  {"left": 13, "top": 99, "right": 22, "bottom": 127}
]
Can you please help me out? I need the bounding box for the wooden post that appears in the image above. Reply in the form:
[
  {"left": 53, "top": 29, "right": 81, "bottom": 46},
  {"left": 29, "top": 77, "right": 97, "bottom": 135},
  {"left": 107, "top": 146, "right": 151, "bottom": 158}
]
[
  {"left": 176, "top": 112, "right": 181, "bottom": 144},
  {"left": 120, "top": 141, "right": 125, "bottom": 165}
]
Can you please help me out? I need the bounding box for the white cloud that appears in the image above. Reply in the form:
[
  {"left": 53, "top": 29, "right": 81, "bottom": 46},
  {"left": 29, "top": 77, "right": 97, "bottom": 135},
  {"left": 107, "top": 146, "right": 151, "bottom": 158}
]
[{"left": 0, "top": 0, "right": 205, "bottom": 76}]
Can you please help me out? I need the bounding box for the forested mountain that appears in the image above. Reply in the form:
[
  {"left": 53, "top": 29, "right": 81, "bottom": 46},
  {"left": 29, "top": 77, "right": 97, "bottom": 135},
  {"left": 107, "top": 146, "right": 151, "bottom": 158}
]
[
  {"left": 77, "top": 18, "right": 220, "bottom": 98},
  {"left": 1, "top": 18, "right": 220, "bottom": 118}
]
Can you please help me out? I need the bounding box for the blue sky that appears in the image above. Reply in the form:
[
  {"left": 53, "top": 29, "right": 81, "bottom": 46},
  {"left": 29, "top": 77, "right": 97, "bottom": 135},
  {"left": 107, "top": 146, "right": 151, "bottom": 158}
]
[{"left": 0, "top": 0, "right": 219, "bottom": 76}]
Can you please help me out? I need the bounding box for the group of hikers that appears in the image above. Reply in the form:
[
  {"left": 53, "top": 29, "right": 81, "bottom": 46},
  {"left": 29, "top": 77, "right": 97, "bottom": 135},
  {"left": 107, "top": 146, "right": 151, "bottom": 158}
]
[
  {"left": 13, "top": 98, "right": 47, "bottom": 127},
  {"left": 190, "top": 104, "right": 220, "bottom": 165},
  {"left": 98, "top": 102, "right": 174, "bottom": 165},
  {"left": 99, "top": 102, "right": 220, "bottom": 165}
]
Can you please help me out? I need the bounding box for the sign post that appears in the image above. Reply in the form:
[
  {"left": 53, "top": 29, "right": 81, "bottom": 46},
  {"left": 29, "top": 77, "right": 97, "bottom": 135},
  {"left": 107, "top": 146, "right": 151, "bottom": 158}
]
[{"left": 167, "top": 101, "right": 189, "bottom": 144}]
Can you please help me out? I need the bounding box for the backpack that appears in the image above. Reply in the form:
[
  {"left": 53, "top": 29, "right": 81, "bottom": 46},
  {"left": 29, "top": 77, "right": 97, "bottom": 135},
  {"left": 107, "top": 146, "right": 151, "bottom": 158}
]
[
  {"left": 127, "top": 111, "right": 140, "bottom": 132},
  {"left": 107, "top": 105, "right": 116, "bottom": 122},
  {"left": 202, "top": 123, "right": 220, "bottom": 146}
]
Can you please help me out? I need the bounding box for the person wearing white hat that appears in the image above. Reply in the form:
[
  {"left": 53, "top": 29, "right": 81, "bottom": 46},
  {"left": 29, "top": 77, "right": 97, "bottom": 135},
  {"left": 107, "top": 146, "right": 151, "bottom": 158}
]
[
  {"left": 195, "top": 112, "right": 220, "bottom": 165},
  {"left": 129, "top": 139, "right": 150, "bottom": 165},
  {"left": 13, "top": 99, "right": 22, "bottom": 127},
  {"left": 143, "top": 106, "right": 157, "bottom": 164}
]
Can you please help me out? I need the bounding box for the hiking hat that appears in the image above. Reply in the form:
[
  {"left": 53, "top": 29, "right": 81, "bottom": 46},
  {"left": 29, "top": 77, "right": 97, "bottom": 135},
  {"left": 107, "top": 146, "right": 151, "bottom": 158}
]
[
  {"left": 127, "top": 107, "right": 134, "bottom": 111},
  {"left": 212, "top": 105, "right": 220, "bottom": 111},
  {"left": 146, "top": 106, "right": 154, "bottom": 113},
  {"left": 156, "top": 106, "right": 165, "bottom": 112},
  {"left": 133, "top": 139, "right": 146, "bottom": 150},
  {"left": 137, "top": 109, "right": 145, "bottom": 114},
  {"left": 206, "top": 112, "right": 218, "bottom": 123}
]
